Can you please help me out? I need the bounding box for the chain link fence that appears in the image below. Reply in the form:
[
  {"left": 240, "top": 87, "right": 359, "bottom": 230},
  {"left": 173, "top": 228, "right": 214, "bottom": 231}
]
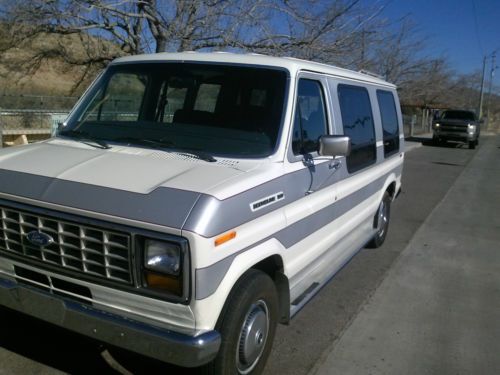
[
  {"left": 0, "top": 95, "right": 78, "bottom": 146},
  {"left": 402, "top": 113, "right": 429, "bottom": 137}
]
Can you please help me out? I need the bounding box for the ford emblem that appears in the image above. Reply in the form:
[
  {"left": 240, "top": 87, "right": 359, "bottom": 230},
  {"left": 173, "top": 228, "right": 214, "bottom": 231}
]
[{"left": 26, "top": 231, "right": 54, "bottom": 247}]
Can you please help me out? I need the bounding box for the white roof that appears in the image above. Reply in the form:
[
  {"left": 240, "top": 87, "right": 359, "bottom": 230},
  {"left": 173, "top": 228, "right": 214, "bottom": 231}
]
[{"left": 112, "top": 52, "right": 395, "bottom": 88}]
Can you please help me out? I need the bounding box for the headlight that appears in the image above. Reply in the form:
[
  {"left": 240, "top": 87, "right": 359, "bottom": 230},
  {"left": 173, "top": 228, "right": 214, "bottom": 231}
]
[
  {"left": 144, "top": 239, "right": 181, "bottom": 276},
  {"left": 434, "top": 123, "right": 440, "bottom": 127},
  {"left": 467, "top": 124, "right": 476, "bottom": 132},
  {"left": 140, "top": 236, "right": 188, "bottom": 299}
]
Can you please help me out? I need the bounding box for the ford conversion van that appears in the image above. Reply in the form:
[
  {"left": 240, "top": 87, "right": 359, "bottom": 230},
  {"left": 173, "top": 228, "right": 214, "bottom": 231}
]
[{"left": 0, "top": 53, "right": 404, "bottom": 374}]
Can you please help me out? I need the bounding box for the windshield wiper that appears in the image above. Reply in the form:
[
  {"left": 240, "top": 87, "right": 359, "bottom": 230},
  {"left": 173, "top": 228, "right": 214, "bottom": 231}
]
[
  {"left": 111, "top": 137, "right": 175, "bottom": 149},
  {"left": 111, "top": 137, "right": 216, "bottom": 162},
  {"left": 59, "top": 130, "right": 110, "bottom": 149}
]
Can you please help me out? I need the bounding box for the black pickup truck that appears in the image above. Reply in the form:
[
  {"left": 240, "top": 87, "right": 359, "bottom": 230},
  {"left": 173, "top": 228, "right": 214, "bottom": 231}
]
[{"left": 432, "top": 110, "right": 480, "bottom": 149}]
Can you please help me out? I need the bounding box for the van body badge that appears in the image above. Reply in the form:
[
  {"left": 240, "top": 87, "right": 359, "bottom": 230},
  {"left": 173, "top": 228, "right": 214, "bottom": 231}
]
[
  {"left": 250, "top": 192, "right": 285, "bottom": 212},
  {"left": 26, "top": 231, "right": 54, "bottom": 247}
]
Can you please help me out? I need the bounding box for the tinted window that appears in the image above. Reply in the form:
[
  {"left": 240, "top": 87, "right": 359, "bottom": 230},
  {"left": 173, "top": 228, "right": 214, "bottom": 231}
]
[
  {"left": 67, "top": 63, "right": 288, "bottom": 158},
  {"left": 97, "top": 73, "right": 147, "bottom": 122},
  {"left": 338, "top": 84, "right": 376, "bottom": 172},
  {"left": 292, "top": 79, "right": 328, "bottom": 155},
  {"left": 194, "top": 83, "right": 221, "bottom": 112},
  {"left": 377, "top": 90, "right": 400, "bottom": 157},
  {"left": 162, "top": 85, "right": 188, "bottom": 123}
]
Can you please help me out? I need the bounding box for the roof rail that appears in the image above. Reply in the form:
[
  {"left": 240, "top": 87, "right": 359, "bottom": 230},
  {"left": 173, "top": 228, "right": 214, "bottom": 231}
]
[{"left": 358, "top": 69, "right": 385, "bottom": 80}]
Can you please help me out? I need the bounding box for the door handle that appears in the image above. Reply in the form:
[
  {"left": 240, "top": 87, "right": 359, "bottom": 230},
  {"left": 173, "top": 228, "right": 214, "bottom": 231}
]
[{"left": 330, "top": 159, "right": 341, "bottom": 170}]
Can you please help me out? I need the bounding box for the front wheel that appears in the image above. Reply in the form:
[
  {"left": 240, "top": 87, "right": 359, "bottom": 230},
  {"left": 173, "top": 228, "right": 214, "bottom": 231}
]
[
  {"left": 202, "top": 270, "right": 279, "bottom": 375},
  {"left": 468, "top": 140, "right": 476, "bottom": 149},
  {"left": 367, "top": 191, "right": 391, "bottom": 248}
]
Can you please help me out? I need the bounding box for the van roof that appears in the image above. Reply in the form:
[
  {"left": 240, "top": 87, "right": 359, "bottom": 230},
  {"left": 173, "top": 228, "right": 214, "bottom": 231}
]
[{"left": 112, "top": 52, "right": 396, "bottom": 88}]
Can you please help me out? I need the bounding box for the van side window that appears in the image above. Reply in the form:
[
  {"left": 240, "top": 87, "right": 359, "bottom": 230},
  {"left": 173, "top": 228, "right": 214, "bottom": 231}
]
[
  {"left": 377, "top": 90, "right": 400, "bottom": 157},
  {"left": 194, "top": 83, "right": 221, "bottom": 113},
  {"left": 292, "top": 79, "right": 328, "bottom": 155},
  {"left": 338, "top": 84, "right": 376, "bottom": 173},
  {"left": 160, "top": 84, "right": 188, "bottom": 123}
]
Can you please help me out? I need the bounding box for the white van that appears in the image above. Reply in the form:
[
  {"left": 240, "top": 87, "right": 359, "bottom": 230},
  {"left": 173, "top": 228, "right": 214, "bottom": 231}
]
[{"left": 0, "top": 52, "right": 404, "bottom": 374}]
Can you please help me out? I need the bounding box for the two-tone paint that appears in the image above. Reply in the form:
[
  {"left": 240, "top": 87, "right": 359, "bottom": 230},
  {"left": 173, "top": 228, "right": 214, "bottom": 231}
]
[{"left": 0, "top": 52, "right": 404, "bottom": 364}]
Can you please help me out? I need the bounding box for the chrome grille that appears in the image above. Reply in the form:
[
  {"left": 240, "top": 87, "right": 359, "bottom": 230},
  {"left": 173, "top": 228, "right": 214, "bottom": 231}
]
[
  {"left": 0, "top": 206, "right": 132, "bottom": 284},
  {"left": 441, "top": 125, "right": 466, "bottom": 133}
]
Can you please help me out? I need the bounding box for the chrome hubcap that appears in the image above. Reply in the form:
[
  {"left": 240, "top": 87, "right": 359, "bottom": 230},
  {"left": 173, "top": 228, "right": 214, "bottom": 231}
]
[
  {"left": 377, "top": 200, "right": 388, "bottom": 237},
  {"left": 236, "top": 300, "right": 269, "bottom": 374}
]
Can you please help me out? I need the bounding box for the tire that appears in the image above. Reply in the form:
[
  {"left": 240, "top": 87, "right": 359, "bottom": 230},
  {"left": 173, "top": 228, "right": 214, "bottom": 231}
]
[
  {"left": 468, "top": 141, "right": 475, "bottom": 149},
  {"left": 202, "top": 270, "right": 279, "bottom": 375},
  {"left": 367, "top": 191, "right": 391, "bottom": 248}
]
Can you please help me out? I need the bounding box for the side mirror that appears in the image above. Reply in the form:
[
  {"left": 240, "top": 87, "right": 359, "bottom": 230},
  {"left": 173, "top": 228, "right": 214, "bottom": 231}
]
[{"left": 318, "top": 135, "right": 351, "bottom": 157}]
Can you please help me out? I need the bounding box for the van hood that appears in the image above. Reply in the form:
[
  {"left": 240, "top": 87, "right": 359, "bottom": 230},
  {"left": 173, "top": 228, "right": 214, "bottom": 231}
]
[
  {"left": 0, "top": 139, "right": 254, "bottom": 195},
  {"left": 0, "top": 139, "right": 271, "bottom": 232}
]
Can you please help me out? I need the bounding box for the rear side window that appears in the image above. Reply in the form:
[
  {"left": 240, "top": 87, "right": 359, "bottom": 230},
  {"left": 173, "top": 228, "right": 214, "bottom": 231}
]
[
  {"left": 194, "top": 83, "right": 221, "bottom": 112},
  {"left": 158, "top": 83, "right": 188, "bottom": 123},
  {"left": 338, "top": 84, "right": 376, "bottom": 173},
  {"left": 292, "top": 79, "right": 328, "bottom": 155},
  {"left": 377, "top": 90, "right": 400, "bottom": 157}
]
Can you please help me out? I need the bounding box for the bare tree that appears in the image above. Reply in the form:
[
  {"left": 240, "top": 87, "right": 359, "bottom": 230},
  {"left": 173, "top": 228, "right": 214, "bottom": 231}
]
[{"left": 0, "top": 0, "right": 387, "bottom": 75}]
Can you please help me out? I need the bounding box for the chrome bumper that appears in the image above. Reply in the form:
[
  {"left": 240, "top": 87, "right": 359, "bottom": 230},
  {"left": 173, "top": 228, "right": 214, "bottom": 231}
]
[
  {"left": 435, "top": 131, "right": 476, "bottom": 141},
  {"left": 0, "top": 277, "right": 220, "bottom": 368}
]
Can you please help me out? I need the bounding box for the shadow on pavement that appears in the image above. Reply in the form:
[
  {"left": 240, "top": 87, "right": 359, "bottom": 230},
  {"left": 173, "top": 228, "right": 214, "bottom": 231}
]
[
  {"left": 405, "top": 136, "right": 466, "bottom": 149},
  {"left": 0, "top": 306, "right": 113, "bottom": 374},
  {"left": 0, "top": 307, "right": 201, "bottom": 374}
]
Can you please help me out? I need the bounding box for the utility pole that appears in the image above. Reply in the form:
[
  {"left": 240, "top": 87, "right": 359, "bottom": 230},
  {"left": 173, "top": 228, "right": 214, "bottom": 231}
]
[
  {"left": 485, "top": 53, "right": 497, "bottom": 128},
  {"left": 478, "top": 56, "right": 487, "bottom": 119}
]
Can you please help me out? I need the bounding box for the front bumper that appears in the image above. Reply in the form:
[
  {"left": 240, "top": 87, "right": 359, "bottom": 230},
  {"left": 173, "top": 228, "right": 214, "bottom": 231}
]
[
  {"left": 0, "top": 277, "right": 220, "bottom": 368},
  {"left": 434, "top": 130, "right": 477, "bottom": 142}
]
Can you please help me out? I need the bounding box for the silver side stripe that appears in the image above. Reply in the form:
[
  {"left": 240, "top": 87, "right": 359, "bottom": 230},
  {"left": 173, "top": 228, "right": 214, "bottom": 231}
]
[{"left": 195, "top": 164, "right": 403, "bottom": 300}]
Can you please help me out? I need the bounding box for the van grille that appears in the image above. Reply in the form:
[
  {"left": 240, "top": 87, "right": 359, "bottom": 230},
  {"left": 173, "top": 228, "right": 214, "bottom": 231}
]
[
  {"left": 0, "top": 206, "right": 132, "bottom": 284},
  {"left": 441, "top": 125, "right": 466, "bottom": 133}
]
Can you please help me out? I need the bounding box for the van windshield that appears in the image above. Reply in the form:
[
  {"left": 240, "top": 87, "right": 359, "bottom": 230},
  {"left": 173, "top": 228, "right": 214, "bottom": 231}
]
[{"left": 63, "top": 63, "right": 288, "bottom": 158}]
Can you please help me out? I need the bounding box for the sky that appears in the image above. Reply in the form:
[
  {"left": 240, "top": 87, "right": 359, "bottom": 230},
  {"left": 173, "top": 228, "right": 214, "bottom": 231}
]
[{"left": 381, "top": 0, "right": 500, "bottom": 75}]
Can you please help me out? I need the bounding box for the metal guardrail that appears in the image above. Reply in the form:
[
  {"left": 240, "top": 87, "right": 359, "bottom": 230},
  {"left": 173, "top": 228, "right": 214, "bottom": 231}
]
[
  {"left": 2, "top": 129, "right": 52, "bottom": 135},
  {"left": 0, "top": 110, "right": 69, "bottom": 147}
]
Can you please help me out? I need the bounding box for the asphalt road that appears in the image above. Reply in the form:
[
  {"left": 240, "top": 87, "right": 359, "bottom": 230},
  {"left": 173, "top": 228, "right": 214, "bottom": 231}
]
[
  {"left": 313, "top": 134, "right": 500, "bottom": 374},
  {"left": 0, "top": 136, "right": 487, "bottom": 375}
]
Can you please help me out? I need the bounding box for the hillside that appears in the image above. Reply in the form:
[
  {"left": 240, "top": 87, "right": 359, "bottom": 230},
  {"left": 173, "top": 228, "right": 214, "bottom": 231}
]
[{"left": 0, "top": 27, "right": 121, "bottom": 97}]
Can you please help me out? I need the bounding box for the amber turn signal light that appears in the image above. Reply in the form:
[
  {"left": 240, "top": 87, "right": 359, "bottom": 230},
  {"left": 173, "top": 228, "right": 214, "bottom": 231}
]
[
  {"left": 145, "top": 271, "right": 182, "bottom": 295},
  {"left": 214, "top": 231, "right": 236, "bottom": 247}
]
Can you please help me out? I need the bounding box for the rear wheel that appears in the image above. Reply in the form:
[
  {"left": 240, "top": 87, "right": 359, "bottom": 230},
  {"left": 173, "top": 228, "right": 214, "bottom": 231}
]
[
  {"left": 367, "top": 191, "right": 391, "bottom": 248},
  {"left": 202, "top": 270, "right": 278, "bottom": 375}
]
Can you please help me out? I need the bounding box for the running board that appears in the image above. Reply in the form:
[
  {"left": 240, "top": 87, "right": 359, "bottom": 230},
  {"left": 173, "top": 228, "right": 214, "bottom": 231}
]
[
  {"left": 290, "top": 282, "right": 320, "bottom": 316},
  {"left": 289, "top": 240, "right": 370, "bottom": 319}
]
